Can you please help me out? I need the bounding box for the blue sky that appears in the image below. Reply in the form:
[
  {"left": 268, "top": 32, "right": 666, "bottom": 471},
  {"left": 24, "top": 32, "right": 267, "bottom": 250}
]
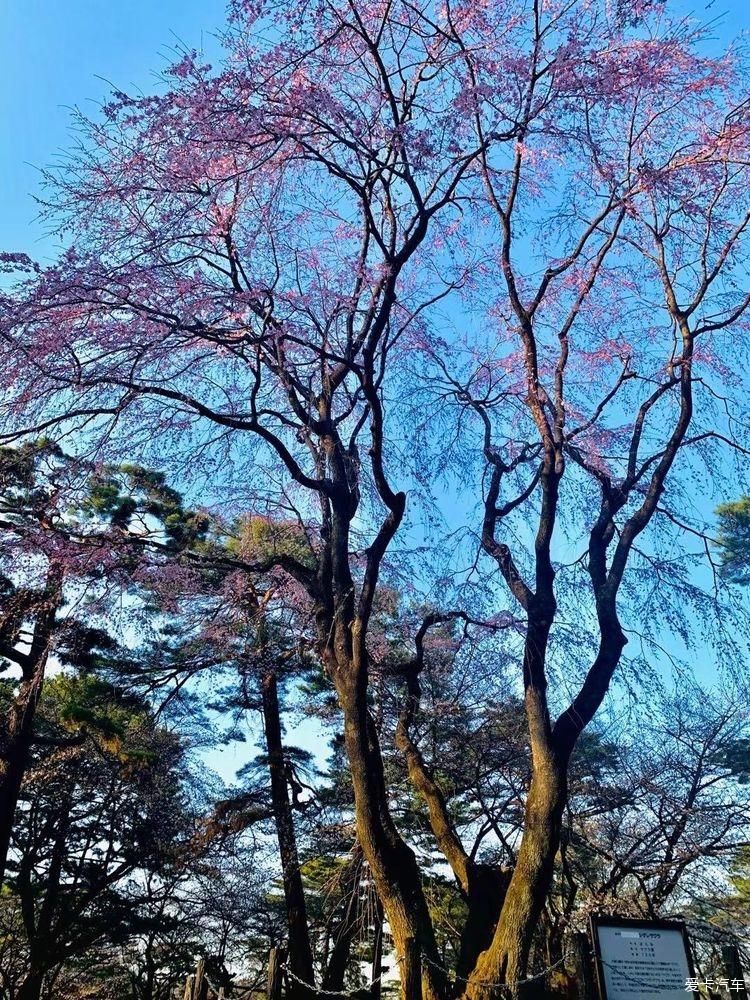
[
  {"left": 1, "top": 0, "right": 226, "bottom": 259},
  {"left": 1, "top": 0, "right": 749, "bottom": 259}
]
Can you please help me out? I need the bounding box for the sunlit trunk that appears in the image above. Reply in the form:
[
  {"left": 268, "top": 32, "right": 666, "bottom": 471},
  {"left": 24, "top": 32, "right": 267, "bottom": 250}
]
[
  {"left": 465, "top": 740, "right": 567, "bottom": 1000},
  {"left": 338, "top": 669, "right": 446, "bottom": 1000}
]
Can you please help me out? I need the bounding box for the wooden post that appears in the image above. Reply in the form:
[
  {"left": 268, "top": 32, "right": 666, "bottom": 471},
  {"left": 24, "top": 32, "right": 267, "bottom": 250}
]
[
  {"left": 403, "top": 938, "right": 422, "bottom": 1000},
  {"left": 722, "top": 943, "right": 749, "bottom": 999},
  {"left": 193, "top": 959, "right": 208, "bottom": 1000},
  {"left": 564, "top": 931, "right": 597, "bottom": 1000},
  {"left": 268, "top": 947, "right": 284, "bottom": 1000}
]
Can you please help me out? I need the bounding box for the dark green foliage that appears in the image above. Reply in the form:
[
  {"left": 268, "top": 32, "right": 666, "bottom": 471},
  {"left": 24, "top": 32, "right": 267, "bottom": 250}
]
[
  {"left": 0, "top": 672, "right": 195, "bottom": 997},
  {"left": 716, "top": 496, "right": 750, "bottom": 584},
  {"left": 709, "top": 738, "right": 750, "bottom": 783},
  {"left": 84, "top": 462, "right": 210, "bottom": 549}
]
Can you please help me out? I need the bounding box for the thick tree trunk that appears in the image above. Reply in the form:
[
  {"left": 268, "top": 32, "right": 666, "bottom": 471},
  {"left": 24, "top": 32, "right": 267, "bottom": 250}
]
[
  {"left": 338, "top": 672, "right": 446, "bottom": 1000},
  {"left": 464, "top": 744, "right": 567, "bottom": 1000},
  {"left": 394, "top": 636, "right": 509, "bottom": 983},
  {"left": 261, "top": 670, "right": 315, "bottom": 988},
  {"left": 456, "top": 866, "right": 510, "bottom": 981}
]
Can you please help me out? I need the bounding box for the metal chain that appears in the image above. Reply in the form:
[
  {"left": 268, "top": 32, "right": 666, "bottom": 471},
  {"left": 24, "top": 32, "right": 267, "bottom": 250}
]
[
  {"left": 282, "top": 949, "right": 570, "bottom": 997},
  {"left": 204, "top": 971, "right": 259, "bottom": 998},
  {"left": 202, "top": 935, "right": 733, "bottom": 998},
  {"left": 283, "top": 959, "right": 403, "bottom": 998},
  {"left": 421, "top": 950, "right": 568, "bottom": 993}
]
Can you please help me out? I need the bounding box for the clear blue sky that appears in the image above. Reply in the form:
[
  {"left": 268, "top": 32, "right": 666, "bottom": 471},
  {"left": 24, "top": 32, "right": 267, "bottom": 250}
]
[
  {"left": 1, "top": 0, "right": 748, "bottom": 261},
  {"left": 1, "top": 0, "right": 226, "bottom": 260}
]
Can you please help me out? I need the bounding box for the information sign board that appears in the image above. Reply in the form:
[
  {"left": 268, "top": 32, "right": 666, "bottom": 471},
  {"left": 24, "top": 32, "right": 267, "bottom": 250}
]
[{"left": 590, "top": 916, "right": 695, "bottom": 1000}]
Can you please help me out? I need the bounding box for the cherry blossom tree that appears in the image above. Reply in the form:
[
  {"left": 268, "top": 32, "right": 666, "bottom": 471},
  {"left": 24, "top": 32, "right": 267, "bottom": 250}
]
[
  {"left": 1, "top": 0, "right": 750, "bottom": 996},
  {"left": 405, "top": 8, "right": 750, "bottom": 989}
]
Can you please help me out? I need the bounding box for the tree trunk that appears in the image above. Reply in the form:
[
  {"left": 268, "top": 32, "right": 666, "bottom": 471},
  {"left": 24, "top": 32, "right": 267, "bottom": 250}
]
[
  {"left": 371, "top": 895, "right": 384, "bottom": 1000},
  {"left": 456, "top": 866, "right": 510, "bottom": 981},
  {"left": 16, "top": 968, "right": 45, "bottom": 1000},
  {"left": 563, "top": 931, "right": 596, "bottom": 1000},
  {"left": 0, "top": 653, "right": 48, "bottom": 884},
  {"left": 0, "top": 571, "right": 60, "bottom": 886},
  {"left": 323, "top": 906, "right": 359, "bottom": 994},
  {"left": 393, "top": 633, "right": 509, "bottom": 984},
  {"left": 322, "top": 850, "right": 362, "bottom": 992},
  {"left": 267, "top": 947, "right": 285, "bottom": 1000},
  {"left": 338, "top": 673, "right": 446, "bottom": 1000},
  {"left": 261, "top": 669, "right": 315, "bottom": 987},
  {"left": 464, "top": 745, "right": 567, "bottom": 1000}
]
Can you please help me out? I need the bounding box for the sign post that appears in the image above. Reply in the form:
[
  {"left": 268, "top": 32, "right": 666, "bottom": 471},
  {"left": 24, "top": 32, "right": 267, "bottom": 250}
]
[{"left": 590, "top": 916, "right": 696, "bottom": 999}]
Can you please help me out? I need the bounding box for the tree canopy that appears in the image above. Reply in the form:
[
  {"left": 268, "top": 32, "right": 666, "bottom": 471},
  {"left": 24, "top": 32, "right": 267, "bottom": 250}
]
[{"left": 1, "top": 0, "right": 750, "bottom": 997}]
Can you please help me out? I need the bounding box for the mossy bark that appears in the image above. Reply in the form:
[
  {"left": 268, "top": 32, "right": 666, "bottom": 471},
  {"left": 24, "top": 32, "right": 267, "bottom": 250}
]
[
  {"left": 336, "top": 661, "right": 446, "bottom": 1000},
  {"left": 464, "top": 748, "right": 567, "bottom": 1000}
]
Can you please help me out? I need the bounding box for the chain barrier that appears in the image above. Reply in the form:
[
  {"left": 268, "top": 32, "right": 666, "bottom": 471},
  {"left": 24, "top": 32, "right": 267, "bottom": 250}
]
[
  {"left": 205, "top": 943, "right": 685, "bottom": 998},
  {"left": 196, "top": 928, "right": 747, "bottom": 998},
  {"left": 204, "top": 971, "right": 261, "bottom": 998},
  {"left": 282, "top": 948, "right": 571, "bottom": 997},
  {"left": 421, "top": 950, "right": 569, "bottom": 994},
  {"left": 283, "top": 958, "right": 402, "bottom": 997}
]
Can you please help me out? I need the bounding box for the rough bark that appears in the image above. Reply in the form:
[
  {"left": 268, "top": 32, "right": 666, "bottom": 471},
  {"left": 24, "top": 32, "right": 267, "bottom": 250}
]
[
  {"left": 336, "top": 663, "right": 446, "bottom": 1000},
  {"left": 563, "top": 932, "right": 597, "bottom": 1000},
  {"left": 464, "top": 733, "right": 567, "bottom": 1000},
  {"left": 0, "top": 573, "right": 60, "bottom": 885},
  {"left": 457, "top": 866, "right": 511, "bottom": 982},
  {"left": 261, "top": 669, "right": 315, "bottom": 987},
  {"left": 314, "top": 464, "right": 447, "bottom": 1000},
  {"left": 394, "top": 654, "right": 509, "bottom": 979}
]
